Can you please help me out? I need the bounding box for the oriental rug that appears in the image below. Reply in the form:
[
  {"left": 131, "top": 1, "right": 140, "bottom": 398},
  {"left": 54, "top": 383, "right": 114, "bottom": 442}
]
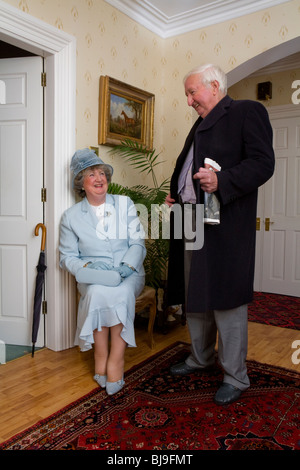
[
  {"left": 248, "top": 292, "right": 300, "bottom": 330},
  {"left": 1, "top": 342, "right": 299, "bottom": 451}
]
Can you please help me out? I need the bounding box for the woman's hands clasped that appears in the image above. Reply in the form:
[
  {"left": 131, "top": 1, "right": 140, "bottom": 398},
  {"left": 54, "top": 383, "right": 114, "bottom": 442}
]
[{"left": 82, "top": 260, "right": 134, "bottom": 282}]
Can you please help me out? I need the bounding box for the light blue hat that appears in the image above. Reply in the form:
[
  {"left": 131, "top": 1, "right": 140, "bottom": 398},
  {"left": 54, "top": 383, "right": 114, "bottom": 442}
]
[{"left": 70, "top": 148, "right": 114, "bottom": 178}]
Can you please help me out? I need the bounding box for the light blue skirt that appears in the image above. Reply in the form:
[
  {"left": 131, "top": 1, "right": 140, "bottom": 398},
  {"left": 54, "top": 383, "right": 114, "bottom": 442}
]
[{"left": 75, "top": 273, "right": 145, "bottom": 351}]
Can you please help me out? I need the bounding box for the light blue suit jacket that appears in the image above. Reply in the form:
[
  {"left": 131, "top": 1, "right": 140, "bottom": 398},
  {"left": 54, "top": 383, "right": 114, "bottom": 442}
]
[{"left": 59, "top": 194, "right": 146, "bottom": 277}]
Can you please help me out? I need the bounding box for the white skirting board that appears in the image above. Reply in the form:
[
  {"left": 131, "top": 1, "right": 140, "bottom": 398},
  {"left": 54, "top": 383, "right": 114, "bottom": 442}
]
[{"left": 0, "top": 339, "right": 6, "bottom": 364}]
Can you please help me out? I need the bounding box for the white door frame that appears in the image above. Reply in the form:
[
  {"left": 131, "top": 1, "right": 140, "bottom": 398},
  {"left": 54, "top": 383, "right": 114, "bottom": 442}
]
[
  {"left": 0, "top": 1, "right": 76, "bottom": 351},
  {"left": 265, "top": 104, "right": 299, "bottom": 295},
  {"left": 255, "top": 104, "right": 300, "bottom": 293}
]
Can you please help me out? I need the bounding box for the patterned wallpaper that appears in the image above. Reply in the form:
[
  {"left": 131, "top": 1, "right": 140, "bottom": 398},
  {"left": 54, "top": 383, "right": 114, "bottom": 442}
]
[{"left": 2, "top": 0, "right": 300, "bottom": 188}]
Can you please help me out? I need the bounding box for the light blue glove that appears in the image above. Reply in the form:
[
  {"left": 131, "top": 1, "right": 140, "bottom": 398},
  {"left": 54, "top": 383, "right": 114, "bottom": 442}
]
[
  {"left": 76, "top": 267, "right": 121, "bottom": 286},
  {"left": 88, "top": 261, "right": 113, "bottom": 270},
  {"left": 115, "top": 263, "right": 134, "bottom": 279}
]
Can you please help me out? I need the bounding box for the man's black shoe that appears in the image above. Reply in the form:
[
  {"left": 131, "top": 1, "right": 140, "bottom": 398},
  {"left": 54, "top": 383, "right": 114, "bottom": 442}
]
[
  {"left": 170, "top": 361, "right": 214, "bottom": 376},
  {"left": 214, "top": 383, "right": 242, "bottom": 405}
]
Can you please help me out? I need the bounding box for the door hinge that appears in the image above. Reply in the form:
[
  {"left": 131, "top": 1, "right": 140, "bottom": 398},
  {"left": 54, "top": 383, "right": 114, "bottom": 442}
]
[
  {"left": 42, "top": 300, "right": 47, "bottom": 315},
  {"left": 41, "top": 72, "right": 46, "bottom": 87},
  {"left": 41, "top": 187, "right": 47, "bottom": 202}
]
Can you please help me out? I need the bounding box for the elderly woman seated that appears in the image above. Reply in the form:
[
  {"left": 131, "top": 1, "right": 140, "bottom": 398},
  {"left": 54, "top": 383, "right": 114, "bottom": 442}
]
[{"left": 59, "top": 148, "right": 146, "bottom": 395}]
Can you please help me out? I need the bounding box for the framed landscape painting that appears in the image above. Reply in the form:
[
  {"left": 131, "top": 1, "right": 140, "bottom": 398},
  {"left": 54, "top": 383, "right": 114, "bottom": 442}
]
[{"left": 98, "top": 76, "right": 154, "bottom": 148}]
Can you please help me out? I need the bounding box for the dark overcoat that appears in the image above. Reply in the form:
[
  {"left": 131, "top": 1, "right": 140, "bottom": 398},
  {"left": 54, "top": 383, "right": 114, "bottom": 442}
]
[{"left": 167, "top": 95, "right": 275, "bottom": 312}]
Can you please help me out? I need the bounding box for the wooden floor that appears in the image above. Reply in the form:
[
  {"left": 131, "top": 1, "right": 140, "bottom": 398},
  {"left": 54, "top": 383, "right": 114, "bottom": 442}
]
[{"left": 0, "top": 319, "right": 299, "bottom": 443}]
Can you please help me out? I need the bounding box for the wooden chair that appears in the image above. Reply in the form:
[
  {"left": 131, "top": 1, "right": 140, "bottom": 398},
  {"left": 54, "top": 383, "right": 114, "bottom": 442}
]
[
  {"left": 76, "top": 285, "right": 156, "bottom": 349},
  {"left": 135, "top": 286, "right": 156, "bottom": 349}
]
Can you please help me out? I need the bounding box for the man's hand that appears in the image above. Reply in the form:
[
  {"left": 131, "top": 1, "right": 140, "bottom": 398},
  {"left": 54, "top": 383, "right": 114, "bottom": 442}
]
[
  {"left": 165, "top": 193, "right": 175, "bottom": 207},
  {"left": 193, "top": 168, "right": 218, "bottom": 193}
]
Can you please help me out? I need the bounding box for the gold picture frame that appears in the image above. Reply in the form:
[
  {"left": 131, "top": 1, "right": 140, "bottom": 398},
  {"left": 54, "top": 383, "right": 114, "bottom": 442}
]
[{"left": 98, "top": 76, "right": 155, "bottom": 148}]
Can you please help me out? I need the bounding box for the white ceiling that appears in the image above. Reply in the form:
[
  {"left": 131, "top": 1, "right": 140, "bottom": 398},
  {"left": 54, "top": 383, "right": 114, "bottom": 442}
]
[{"left": 104, "top": 0, "right": 291, "bottom": 38}]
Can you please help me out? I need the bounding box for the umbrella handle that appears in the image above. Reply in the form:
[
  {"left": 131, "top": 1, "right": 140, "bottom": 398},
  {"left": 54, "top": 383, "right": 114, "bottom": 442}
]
[{"left": 35, "top": 223, "right": 47, "bottom": 251}]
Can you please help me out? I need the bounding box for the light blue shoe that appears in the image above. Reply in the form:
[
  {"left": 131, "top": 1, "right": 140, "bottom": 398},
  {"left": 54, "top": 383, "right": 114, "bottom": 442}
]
[
  {"left": 94, "top": 374, "right": 107, "bottom": 388},
  {"left": 106, "top": 378, "right": 125, "bottom": 395}
]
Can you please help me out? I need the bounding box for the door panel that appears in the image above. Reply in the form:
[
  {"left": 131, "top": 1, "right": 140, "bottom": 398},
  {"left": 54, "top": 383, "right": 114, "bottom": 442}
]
[
  {"left": 256, "top": 114, "right": 300, "bottom": 296},
  {"left": 0, "top": 57, "right": 44, "bottom": 346}
]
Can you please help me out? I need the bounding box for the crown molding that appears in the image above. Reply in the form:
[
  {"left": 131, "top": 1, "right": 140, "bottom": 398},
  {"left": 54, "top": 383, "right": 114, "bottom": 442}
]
[{"left": 104, "top": 0, "right": 291, "bottom": 38}]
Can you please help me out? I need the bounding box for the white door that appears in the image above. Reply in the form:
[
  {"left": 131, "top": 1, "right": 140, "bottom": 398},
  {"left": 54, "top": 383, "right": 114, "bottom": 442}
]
[
  {"left": 255, "top": 111, "right": 300, "bottom": 297},
  {"left": 0, "top": 56, "right": 44, "bottom": 346}
]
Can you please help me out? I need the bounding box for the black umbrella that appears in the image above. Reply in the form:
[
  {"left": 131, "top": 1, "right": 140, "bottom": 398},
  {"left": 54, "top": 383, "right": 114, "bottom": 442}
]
[{"left": 31, "top": 223, "right": 47, "bottom": 357}]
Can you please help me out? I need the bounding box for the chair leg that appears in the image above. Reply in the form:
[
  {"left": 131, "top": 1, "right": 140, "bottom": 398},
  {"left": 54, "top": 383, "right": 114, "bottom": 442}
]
[{"left": 147, "top": 299, "right": 156, "bottom": 349}]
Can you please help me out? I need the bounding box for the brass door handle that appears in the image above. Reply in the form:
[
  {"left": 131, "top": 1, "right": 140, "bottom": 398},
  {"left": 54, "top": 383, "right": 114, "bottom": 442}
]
[
  {"left": 265, "top": 218, "right": 274, "bottom": 231},
  {"left": 256, "top": 217, "right": 260, "bottom": 231}
]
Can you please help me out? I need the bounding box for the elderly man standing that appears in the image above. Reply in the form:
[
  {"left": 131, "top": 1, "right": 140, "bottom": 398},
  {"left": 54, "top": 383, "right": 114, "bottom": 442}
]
[{"left": 166, "top": 64, "right": 275, "bottom": 405}]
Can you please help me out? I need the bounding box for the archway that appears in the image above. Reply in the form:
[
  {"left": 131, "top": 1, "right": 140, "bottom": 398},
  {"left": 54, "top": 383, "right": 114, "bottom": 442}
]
[{"left": 227, "top": 37, "right": 300, "bottom": 87}]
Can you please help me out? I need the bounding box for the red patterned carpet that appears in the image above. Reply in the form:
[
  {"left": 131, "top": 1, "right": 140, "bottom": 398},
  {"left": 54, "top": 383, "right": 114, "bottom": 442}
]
[
  {"left": 248, "top": 292, "right": 300, "bottom": 330},
  {"left": 1, "top": 342, "right": 299, "bottom": 451}
]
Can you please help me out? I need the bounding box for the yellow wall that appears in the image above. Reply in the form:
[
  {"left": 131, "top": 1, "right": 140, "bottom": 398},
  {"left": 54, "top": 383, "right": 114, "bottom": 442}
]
[{"left": 2, "top": 0, "right": 300, "bottom": 187}]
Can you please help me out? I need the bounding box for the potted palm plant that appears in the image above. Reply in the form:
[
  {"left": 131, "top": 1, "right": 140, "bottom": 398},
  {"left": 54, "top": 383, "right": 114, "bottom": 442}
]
[{"left": 108, "top": 139, "right": 170, "bottom": 289}]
